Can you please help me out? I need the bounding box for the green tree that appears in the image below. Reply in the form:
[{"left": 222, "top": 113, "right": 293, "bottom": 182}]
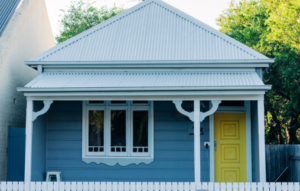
[
  {"left": 217, "top": 0, "right": 300, "bottom": 144},
  {"left": 56, "top": 0, "right": 124, "bottom": 43},
  {"left": 265, "top": 0, "right": 300, "bottom": 51}
]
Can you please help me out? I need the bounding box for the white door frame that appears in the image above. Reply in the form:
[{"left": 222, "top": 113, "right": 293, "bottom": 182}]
[{"left": 209, "top": 101, "right": 252, "bottom": 182}]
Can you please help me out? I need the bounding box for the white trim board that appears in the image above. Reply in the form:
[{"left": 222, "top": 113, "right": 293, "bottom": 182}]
[
  {"left": 43, "top": 68, "right": 259, "bottom": 72},
  {"left": 26, "top": 61, "right": 272, "bottom": 69},
  {"left": 209, "top": 101, "right": 252, "bottom": 182},
  {"left": 26, "top": 59, "right": 274, "bottom": 65},
  {"left": 26, "top": 94, "right": 265, "bottom": 101},
  {"left": 18, "top": 86, "right": 272, "bottom": 92},
  {"left": 81, "top": 101, "right": 154, "bottom": 166}
]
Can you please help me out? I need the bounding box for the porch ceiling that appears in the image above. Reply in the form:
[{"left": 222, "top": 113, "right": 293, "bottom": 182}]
[{"left": 18, "top": 71, "right": 271, "bottom": 94}]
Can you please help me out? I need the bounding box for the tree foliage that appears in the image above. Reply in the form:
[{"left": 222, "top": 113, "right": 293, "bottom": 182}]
[
  {"left": 217, "top": 0, "right": 300, "bottom": 144},
  {"left": 265, "top": 0, "right": 300, "bottom": 51},
  {"left": 56, "top": 0, "right": 124, "bottom": 43}
]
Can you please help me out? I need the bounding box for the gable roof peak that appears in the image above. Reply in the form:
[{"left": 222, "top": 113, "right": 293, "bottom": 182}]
[{"left": 28, "top": 0, "right": 270, "bottom": 63}]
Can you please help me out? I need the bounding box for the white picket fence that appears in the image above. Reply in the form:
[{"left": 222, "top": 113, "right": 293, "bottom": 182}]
[{"left": 0, "top": 182, "right": 300, "bottom": 191}]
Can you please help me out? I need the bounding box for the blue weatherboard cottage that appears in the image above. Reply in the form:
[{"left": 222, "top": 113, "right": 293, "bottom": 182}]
[{"left": 18, "top": 0, "right": 273, "bottom": 185}]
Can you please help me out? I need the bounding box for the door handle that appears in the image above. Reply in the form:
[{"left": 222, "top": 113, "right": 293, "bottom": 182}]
[{"left": 214, "top": 139, "right": 217, "bottom": 151}]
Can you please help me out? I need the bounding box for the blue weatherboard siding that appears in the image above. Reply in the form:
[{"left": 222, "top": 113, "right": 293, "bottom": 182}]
[
  {"left": 44, "top": 101, "right": 210, "bottom": 182},
  {"left": 31, "top": 101, "right": 258, "bottom": 181},
  {"left": 32, "top": 101, "right": 47, "bottom": 181}
]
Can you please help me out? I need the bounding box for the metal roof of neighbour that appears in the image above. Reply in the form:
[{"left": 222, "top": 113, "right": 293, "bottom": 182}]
[
  {"left": 27, "top": 0, "right": 270, "bottom": 63},
  {"left": 21, "top": 71, "right": 269, "bottom": 91},
  {"left": 0, "top": 0, "right": 20, "bottom": 36}
]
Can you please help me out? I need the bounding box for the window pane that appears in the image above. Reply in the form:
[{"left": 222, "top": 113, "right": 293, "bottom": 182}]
[
  {"left": 111, "top": 101, "right": 126, "bottom": 104},
  {"left": 133, "top": 111, "right": 148, "bottom": 147},
  {"left": 89, "top": 101, "right": 104, "bottom": 104},
  {"left": 88, "top": 110, "right": 104, "bottom": 152},
  {"left": 133, "top": 101, "right": 148, "bottom": 104},
  {"left": 219, "top": 101, "right": 244, "bottom": 107},
  {"left": 111, "top": 110, "right": 126, "bottom": 152}
]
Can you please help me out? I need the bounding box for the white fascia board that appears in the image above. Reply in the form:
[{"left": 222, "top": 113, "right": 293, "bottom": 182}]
[
  {"left": 25, "top": 59, "right": 274, "bottom": 69},
  {"left": 25, "top": 93, "right": 264, "bottom": 101},
  {"left": 17, "top": 85, "right": 272, "bottom": 92},
  {"left": 22, "top": 90, "right": 267, "bottom": 98},
  {"left": 44, "top": 68, "right": 257, "bottom": 72},
  {"left": 25, "top": 59, "right": 275, "bottom": 64}
]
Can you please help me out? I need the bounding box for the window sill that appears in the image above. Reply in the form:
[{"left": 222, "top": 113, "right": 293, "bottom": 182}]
[{"left": 82, "top": 156, "right": 154, "bottom": 166}]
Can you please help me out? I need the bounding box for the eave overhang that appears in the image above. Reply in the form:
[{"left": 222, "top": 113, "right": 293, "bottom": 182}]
[
  {"left": 18, "top": 85, "right": 271, "bottom": 92},
  {"left": 18, "top": 86, "right": 272, "bottom": 100},
  {"left": 18, "top": 71, "right": 271, "bottom": 99},
  {"left": 18, "top": 89, "right": 268, "bottom": 101},
  {"left": 25, "top": 59, "right": 274, "bottom": 69}
]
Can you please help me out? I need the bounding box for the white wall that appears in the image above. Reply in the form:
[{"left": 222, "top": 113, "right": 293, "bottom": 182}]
[{"left": 0, "top": 0, "right": 55, "bottom": 180}]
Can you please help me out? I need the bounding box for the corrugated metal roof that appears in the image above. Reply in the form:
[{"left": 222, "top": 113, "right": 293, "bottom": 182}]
[
  {"left": 24, "top": 71, "right": 265, "bottom": 90},
  {"left": 28, "top": 0, "right": 269, "bottom": 62},
  {"left": 0, "top": 0, "right": 20, "bottom": 36}
]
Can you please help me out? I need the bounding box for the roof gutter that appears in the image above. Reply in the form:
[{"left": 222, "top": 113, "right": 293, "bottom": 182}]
[
  {"left": 17, "top": 85, "right": 272, "bottom": 93},
  {"left": 25, "top": 59, "right": 275, "bottom": 69},
  {"left": 20, "top": 90, "right": 268, "bottom": 100}
]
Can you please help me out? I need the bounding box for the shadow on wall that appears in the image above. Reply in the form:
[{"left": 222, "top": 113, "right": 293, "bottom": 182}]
[{"left": 7, "top": 126, "right": 25, "bottom": 181}]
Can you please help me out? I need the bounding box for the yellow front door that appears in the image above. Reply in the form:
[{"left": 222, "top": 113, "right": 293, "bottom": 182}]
[{"left": 214, "top": 113, "right": 247, "bottom": 182}]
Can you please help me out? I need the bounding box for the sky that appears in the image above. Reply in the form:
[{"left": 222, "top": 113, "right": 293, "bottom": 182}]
[{"left": 44, "top": 0, "right": 232, "bottom": 38}]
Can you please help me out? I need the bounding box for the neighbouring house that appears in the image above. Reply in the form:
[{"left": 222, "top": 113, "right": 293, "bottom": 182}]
[
  {"left": 17, "top": 0, "right": 274, "bottom": 185},
  {"left": 0, "top": 0, "right": 54, "bottom": 180}
]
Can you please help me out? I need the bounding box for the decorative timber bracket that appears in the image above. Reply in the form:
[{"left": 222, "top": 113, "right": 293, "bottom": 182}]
[
  {"left": 172, "top": 100, "right": 221, "bottom": 122},
  {"left": 32, "top": 100, "right": 53, "bottom": 121}
]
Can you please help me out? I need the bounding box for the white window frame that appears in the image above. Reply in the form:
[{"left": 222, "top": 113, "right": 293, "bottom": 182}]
[
  {"left": 87, "top": 101, "right": 105, "bottom": 106},
  {"left": 82, "top": 101, "right": 154, "bottom": 166},
  {"left": 108, "top": 101, "right": 128, "bottom": 106}
]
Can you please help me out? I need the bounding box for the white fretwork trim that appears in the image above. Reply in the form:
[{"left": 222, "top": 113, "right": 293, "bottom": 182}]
[
  {"left": 173, "top": 100, "right": 194, "bottom": 121},
  {"left": 172, "top": 100, "right": 221, "bottom": 122},
  {"left": 32, "top": 100, "right": 53, "bottom": 121},
  {"left": 200, "top": 100, "right": 221, "bottom": 121}
]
